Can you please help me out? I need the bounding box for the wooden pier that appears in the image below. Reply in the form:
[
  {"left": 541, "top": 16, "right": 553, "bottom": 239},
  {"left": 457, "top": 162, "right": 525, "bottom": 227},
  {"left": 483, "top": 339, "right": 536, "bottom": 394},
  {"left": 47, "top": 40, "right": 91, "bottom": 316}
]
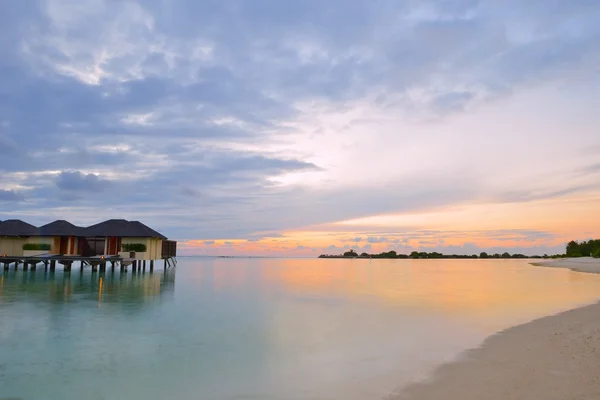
[{"left": 1, "top": 254, "right": 177, "bottom": 273}]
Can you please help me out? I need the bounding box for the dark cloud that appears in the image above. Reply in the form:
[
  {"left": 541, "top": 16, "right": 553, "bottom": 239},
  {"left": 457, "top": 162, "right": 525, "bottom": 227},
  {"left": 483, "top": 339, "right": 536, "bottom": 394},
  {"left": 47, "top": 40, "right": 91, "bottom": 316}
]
[
  {"left": 56, "top": 171, "right": 112, "bottom": 192},
  {"left": 0, "top": 189, "right": 24, "bottom": 202}
]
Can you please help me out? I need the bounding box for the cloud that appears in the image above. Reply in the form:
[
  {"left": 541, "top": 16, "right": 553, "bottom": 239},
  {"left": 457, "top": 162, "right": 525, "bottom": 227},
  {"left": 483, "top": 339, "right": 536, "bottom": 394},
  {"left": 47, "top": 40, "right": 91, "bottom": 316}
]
[
  {"left": 367, "top": 236, "right": 390, "bottom": 243},
  {"left": 0, "top": 0, "right": 598, "bottom": 248},
  {"left": 0, "top": 190, "right": 24, "bottom": 202},
  {"left": 55, "top": 171, "right": 112, "bottom": 191}
]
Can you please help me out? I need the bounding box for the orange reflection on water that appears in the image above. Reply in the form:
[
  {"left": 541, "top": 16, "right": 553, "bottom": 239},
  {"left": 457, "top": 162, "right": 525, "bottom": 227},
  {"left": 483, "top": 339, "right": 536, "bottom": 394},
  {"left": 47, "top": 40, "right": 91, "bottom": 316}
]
[{"left": 259, "top": 258, "right": 600, "bottom": 329}]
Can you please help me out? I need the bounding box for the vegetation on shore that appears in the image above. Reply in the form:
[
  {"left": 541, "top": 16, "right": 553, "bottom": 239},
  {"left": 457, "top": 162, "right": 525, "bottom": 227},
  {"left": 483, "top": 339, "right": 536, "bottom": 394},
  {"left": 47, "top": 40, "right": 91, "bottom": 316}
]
[
  {"left": 319, "top": 250, "right": 537, "bottom": 259},
  {"left": 566, "top": 240, "right": 600, "bottom": 258},
  {"left": 319, "top": 239, "right": 600, "bottom": 259}
]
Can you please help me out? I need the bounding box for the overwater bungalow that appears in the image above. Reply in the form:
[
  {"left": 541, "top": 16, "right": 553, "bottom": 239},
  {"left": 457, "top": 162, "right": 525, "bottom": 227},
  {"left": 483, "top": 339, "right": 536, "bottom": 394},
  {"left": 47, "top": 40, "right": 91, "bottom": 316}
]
[
  {"left": 38, "top": 220, "right": 85, "bottom": 256},
  {"left": 83, "top": 219, "right": 168, "bottom": 260},
  {"left": 0, "top": 219, "right": 40, "bottom": 257},
  {"left": 0, "top": 218, "right": 176, "bottom": 264}
]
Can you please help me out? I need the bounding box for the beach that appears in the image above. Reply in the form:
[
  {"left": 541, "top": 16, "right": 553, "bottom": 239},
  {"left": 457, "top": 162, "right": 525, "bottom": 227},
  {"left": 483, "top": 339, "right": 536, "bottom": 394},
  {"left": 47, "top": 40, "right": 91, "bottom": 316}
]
[
  {"left": 393, "top": 268, "right": 600, "bottom": 400},
  {"left": 531, "top": 257, "right": 600, "bottom": 274}
]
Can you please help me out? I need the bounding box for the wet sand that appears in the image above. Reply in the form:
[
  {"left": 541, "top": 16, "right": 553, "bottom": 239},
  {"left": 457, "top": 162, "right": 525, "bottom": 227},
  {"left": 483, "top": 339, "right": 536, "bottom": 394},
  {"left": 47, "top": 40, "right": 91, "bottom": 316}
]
[
  {"left": 391, "top": 300, "right": 600, "bottom": 400},
  {"left": 531, "top": 257, "right": 600, "bottom": 274}
]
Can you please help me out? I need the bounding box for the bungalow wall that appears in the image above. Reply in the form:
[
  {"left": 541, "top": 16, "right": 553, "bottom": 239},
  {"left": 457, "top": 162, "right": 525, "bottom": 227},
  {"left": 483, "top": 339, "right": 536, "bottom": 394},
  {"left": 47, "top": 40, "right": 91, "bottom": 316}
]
[
  {"left": 24, "top": 236, "right": 81, "bottom": 255},
  {"left": 0, "top": 237, "right": 27, "bottom": 257},
  {"left": 119, "top": 237, "right": 163, "bottom": 260}
]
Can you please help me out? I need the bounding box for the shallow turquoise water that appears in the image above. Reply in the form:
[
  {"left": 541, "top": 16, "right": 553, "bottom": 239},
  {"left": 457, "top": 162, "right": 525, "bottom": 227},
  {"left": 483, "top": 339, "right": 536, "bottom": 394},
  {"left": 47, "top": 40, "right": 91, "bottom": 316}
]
[{"left": 2, "top": 258, "right": 600, "bottom": 400}]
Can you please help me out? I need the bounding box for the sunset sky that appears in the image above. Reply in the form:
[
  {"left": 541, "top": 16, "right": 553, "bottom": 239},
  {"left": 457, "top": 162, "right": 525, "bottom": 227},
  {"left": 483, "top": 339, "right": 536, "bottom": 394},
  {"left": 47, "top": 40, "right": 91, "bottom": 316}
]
[{"left": 1, "top": 0, "right": 599, "bottom": 256}]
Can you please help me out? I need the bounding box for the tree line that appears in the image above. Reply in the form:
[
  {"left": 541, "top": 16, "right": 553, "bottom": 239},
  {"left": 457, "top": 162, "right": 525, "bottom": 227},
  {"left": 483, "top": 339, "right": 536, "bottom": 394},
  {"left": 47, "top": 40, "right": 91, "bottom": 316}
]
[
  {"left": 319, "top": 239, "right": 600, "bottom": 259},
  {"left": 566, "top": 240, "right": 600, "bottom": 258},
  {"left": 319, "top": 250, "right": 533, "bottom": 259}
]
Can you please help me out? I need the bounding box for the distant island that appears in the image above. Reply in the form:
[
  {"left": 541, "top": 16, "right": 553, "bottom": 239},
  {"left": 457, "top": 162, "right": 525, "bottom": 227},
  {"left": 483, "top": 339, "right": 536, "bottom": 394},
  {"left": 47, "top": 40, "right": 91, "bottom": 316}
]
[{"left": 319, "top": 239, "right": 600, "bottom": 259}]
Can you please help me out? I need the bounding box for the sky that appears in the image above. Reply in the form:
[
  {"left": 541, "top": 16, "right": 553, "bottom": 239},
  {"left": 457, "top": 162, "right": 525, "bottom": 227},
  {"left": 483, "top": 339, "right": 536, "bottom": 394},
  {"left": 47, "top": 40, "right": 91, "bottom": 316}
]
[{"left": 0, "top": 0, "right": 599, "bottom": 257}]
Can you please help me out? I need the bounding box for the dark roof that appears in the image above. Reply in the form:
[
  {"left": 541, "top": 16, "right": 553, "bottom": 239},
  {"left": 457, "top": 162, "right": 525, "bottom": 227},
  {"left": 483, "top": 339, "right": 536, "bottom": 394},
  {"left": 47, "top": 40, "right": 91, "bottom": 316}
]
[
  {"left": 0, "top": 219, "right": 39, "bottom": 237},
  {"left": 84, "top": 219, "right": 167, "bottom": 239},
  {"left": 129, "top": 221, "right": 167, "bottom": 240},
  {"left": 38, "top": 220, "right": 85, "bottom": 237}
]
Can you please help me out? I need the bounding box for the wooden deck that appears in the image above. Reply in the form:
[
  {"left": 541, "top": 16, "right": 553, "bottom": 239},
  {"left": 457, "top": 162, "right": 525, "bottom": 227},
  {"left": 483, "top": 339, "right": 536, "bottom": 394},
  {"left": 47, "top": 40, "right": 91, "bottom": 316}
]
[{"left": 0, "top": 254, "right": 176, "bottom": 273}]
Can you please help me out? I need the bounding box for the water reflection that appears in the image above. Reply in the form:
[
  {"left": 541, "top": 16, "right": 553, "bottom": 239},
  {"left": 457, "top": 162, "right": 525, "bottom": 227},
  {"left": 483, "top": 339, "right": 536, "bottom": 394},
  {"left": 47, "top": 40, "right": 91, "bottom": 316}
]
[
  {"left": 0, "top": 268, "right": 176, "bottom": 306},
  {"left": 2, "top": 258, "right": 600, "bottom": 400}
]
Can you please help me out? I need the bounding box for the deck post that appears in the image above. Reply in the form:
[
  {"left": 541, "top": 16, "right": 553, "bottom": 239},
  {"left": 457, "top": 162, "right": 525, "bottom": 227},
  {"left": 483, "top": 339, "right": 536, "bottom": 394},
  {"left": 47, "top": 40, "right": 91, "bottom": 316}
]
[
  {"left": 100, "top": 262, "right": 106, "bottom": 272},
  {"left": 44, "top": 261, "right": 49, "bottom": 271},
  {"left": 149, "top": 260, "right": 153, "bottom": 272},
  {"left": 31, "top": 262, "right": 37, "bottom": 271},
  {"left": 50, "top": 260, "right": 56, "bottom": 271},
  {"left": 80, "top": 261, "right": 84, "bottom": 271},
  {"left": 111, "top": 262, "right": 115, "bottom": 272},
  {"left": 23, "top": 262, "right": 29, "bottom": 271}
]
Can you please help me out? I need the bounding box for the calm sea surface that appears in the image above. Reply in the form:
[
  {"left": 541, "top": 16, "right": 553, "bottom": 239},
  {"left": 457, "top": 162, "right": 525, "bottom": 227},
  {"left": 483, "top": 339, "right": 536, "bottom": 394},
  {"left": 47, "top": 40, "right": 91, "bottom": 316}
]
[{"left": 2, "top": 258, "right": 600, "bottom": 400}]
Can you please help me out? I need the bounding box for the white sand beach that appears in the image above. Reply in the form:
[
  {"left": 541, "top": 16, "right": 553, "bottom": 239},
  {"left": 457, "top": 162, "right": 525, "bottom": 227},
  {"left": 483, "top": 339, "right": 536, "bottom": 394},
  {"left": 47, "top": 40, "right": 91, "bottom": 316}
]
[
  {"left": 392, "top": 301, "right": 600, "bottom": 400},
  {"left": 531, "top": 257, "right": 600, "bottom": 274}
]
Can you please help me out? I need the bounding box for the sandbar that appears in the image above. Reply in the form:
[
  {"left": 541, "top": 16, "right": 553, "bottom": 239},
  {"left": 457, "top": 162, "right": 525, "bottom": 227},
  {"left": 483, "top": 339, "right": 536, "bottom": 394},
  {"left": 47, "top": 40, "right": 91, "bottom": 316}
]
[{"left": 530, "top": 257, "right": 600, "bottom": 274}]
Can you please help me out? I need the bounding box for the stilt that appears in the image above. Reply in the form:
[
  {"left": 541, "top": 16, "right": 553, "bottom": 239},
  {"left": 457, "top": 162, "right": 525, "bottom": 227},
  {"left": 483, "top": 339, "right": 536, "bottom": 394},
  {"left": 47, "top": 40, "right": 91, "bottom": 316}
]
[
  {"left": 64, "top": 263, "right": 71, "bottom": 272},
  {"left": 31, "top": 263, "right": 37, "bottom": 271},
  {"left": 14, "top": 262, "right": 19, "bottom": 271},
  {"left": 3, "top": 263, "right": 8, "bottom": 271},
  {"left": 44, "top": 261, "right": 49, "bottom": 271},
  {"left": 120, "top": 264, "right": 125, "bottom": 273},
  {"left": 100, "top": 262, "right": 106, "bottom": 272},
  {"left": 92, "top": 265, "right": 98, "bottom": 273},
  {"left": 23, "top": 262, "right": 29, "bottom": 271},
  {"left": 150, "top": 261, "right": 154, "bottom": 272},
  {"left": 111, "top": 262, "right": 115, "bottom": 272},
  {"left": 80, "top": 261, "right": 84, "bottom": 271},
  {"left": 50, "top": 260, "right": 56, "bottom": 271}
]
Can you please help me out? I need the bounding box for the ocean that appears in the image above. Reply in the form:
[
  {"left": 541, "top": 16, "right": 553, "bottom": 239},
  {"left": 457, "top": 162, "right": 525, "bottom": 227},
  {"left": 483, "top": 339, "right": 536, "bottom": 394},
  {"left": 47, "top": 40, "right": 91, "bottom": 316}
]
[{"left": 2, "top": 257, "right": 600, "bottom": 399}]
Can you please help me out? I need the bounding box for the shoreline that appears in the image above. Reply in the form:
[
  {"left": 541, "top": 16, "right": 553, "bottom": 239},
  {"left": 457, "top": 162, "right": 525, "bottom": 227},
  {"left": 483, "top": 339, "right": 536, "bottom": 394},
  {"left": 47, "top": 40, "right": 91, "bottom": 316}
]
[
  {"left": 391, "top": 301, "right": 600, "bottom": 399},
  {"left": 530, "top": 257, "right": 600, "bottom": 274}
]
